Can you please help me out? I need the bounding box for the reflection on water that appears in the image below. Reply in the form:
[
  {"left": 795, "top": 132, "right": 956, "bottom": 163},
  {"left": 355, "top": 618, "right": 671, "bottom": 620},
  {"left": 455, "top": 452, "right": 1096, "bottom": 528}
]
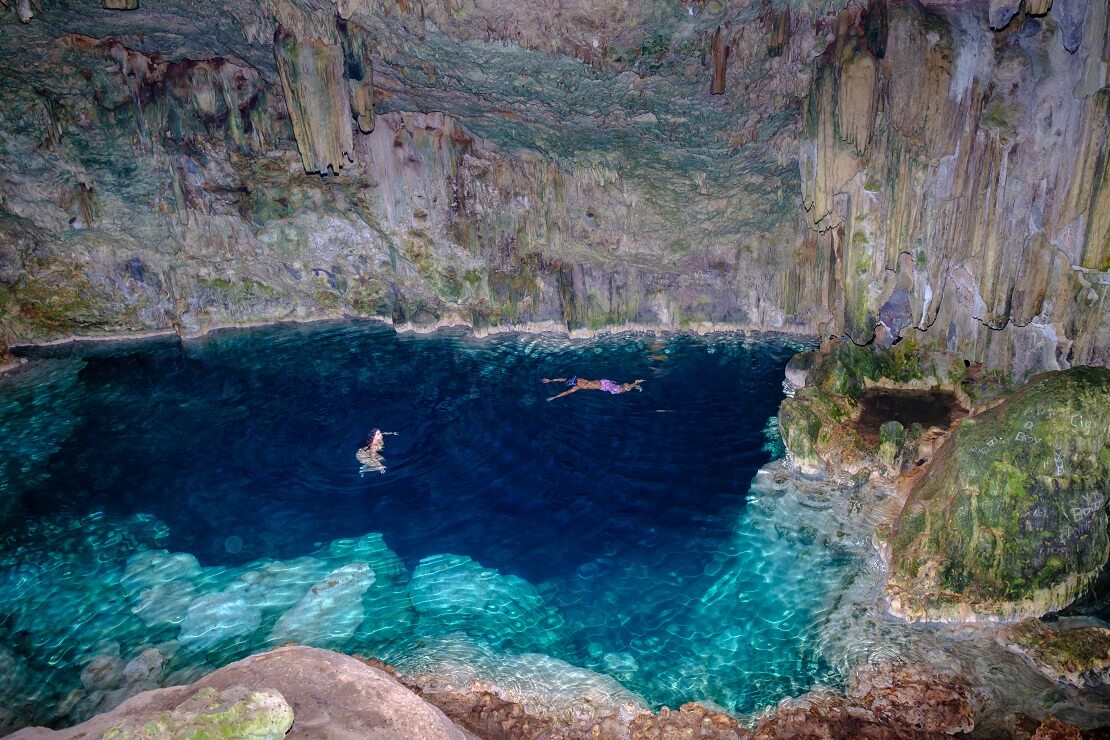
[{"left": 0, "top": 322, "right": 856, "bottom": 731}]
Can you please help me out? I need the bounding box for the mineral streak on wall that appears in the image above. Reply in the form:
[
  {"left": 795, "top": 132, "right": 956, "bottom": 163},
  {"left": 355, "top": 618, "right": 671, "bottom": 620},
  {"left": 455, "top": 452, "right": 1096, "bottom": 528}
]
[{"left": 801, "top": 0, "right": 1110, "bottom": 378}]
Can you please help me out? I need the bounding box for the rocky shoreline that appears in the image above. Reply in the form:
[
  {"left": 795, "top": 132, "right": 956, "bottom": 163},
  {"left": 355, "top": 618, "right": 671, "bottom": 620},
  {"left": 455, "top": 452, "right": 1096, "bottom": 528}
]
[{"left": 7, "top": 644, "right": 1103, "bottom": 739}]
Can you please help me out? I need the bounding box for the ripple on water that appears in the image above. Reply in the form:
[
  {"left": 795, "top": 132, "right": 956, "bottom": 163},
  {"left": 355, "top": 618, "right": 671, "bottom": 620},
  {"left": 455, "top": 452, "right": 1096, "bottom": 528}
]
[{"left": 0, "top": 323, "right": 882, "bottom": 733}]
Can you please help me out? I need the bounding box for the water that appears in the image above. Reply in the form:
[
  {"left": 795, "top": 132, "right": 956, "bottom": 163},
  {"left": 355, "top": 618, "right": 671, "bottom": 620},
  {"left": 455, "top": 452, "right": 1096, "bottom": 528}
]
[{"left": 0, "top": 321, "right": 858, "bottom": 732}]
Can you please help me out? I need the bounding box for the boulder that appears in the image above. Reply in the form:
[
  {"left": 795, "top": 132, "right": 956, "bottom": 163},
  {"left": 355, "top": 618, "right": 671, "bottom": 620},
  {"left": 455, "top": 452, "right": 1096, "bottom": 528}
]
[
  {"left": 878, "top": 419, "right": 906, "bottom": 466},
  {"left": 11, "top": 646, "right": 466, "bottom": 739},
  {"left": 886, "top": 366, "right": 1110, "bottom": 622},
  {"left": 14, "top": 685, "right": 292, "bottom": 740}
]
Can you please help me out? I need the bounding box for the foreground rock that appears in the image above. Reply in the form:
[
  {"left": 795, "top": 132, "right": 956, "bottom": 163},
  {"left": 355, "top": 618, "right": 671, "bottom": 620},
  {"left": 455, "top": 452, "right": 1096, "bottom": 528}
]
[
  {"left": 11, "top": 646, "right": 466, "bottom": 739},
  {"left": 750, "top": 662, "right": 980, "bottom": 739},
  {"left": 999, "top": 618, "right": 1110, "bottom": 688},
  {"left": 885, "top": 366, "right": 1110, "bottom": 622},
  {"left": 402, "top": 659, "right": 981, "bottom": 739}
]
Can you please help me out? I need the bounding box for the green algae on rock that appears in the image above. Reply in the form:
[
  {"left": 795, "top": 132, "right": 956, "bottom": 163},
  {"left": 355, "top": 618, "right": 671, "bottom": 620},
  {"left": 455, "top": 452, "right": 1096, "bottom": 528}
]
[
  {"left": 101, "top": 686, "right": 293, "bottom": 740},
  {"left": 885, "top": 366, "right": 1110, "bottom": 623},
  {"left": 998, "top": 618, "right": 1110, "bottom": 689},
  {"left": 778, "top": 340, "right": 967, "bottom": 478}
]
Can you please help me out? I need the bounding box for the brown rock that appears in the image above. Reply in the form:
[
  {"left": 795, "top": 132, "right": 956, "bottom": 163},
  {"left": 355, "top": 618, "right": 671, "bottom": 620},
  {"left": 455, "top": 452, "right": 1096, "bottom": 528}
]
[
  {"left": 1033, "top": 715, "right": 1084, "bottom": 740},
  {"left": 11, "top": 646, "right": 466, "bottom": 739},
  {"left": 752, "top": 662, "right": 979, "bottom": 739}
]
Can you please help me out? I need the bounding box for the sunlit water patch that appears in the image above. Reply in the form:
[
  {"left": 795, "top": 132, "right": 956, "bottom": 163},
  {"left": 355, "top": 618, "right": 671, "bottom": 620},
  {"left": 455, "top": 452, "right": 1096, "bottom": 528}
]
[{"left": 0, "top": 322, "right": 854, "bottom": 732}]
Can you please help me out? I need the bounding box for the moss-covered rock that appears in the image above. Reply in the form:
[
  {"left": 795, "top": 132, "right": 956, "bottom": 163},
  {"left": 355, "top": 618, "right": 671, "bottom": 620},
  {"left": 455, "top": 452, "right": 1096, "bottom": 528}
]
[
  {"left": 101, "top": 686, "right": 293, "bottom": 739},
  {"left": 885, "top": 366, "right": 1110, "bottom": 622},
  {"left": 997, "top": 618, "right": 1110, "bottom": 688},
  {"left": 778, "top": 385, "right": 860, "bottom": 476},
  {"left": 878, "top": 420, "right": 905, "bottom": 467},
  {"left": 778, "top": 339, "right": 967, "bottom": 478}
]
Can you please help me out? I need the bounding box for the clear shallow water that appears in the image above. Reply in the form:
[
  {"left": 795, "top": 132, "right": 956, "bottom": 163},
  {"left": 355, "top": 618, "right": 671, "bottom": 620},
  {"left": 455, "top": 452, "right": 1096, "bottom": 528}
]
[{"left": 0, "top": 322, "right": 857, "bottom": 731}]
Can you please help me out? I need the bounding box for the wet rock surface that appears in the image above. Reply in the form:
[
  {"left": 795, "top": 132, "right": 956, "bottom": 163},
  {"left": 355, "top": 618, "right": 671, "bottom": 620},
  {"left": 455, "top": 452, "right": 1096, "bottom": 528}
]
[
  {"left": 1000, "top": 619, "right": 1110, "bottom": 689},
  {"left": 885, "top": 365, "right": 1110, "bottom": 622}
]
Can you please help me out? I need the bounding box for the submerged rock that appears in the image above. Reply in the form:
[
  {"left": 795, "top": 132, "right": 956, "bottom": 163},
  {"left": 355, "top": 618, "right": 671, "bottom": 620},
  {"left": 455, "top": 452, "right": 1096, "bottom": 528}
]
[
  {"left": 268, "top": 562, "right": 376, "bottom": 647},
  {"left": 885, "top": 366, "right": 1110, "bottom": 622},
  {"left": 178, "top": 592, "right": 263, "bottom": 651},
  {"left": 408, "top": 554, "right": 564, "bottom": 648}
]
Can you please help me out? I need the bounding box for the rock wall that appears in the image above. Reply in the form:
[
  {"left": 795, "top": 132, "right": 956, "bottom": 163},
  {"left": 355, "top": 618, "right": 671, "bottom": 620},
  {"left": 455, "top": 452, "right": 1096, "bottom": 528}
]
[
  {"left": 802, "top": 0, "right": 1110, "bottom": 379},
  {"left": 0, "top": 0, "right": 1106, "bottom": 380},
  {"left": 0, "top": 0, "right": 826, "bottom": 349}
]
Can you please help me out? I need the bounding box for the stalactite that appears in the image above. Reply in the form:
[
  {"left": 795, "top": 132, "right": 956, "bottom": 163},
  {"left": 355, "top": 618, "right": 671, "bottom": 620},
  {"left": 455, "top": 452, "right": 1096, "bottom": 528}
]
[
  {"left": 338, "top": 19, "right": 375, "bottom": 134},
  {"left": 710, "top": 26, "right": 729, "bottom": 96},
  {"left": 763, "top": 7, "right": 790, "bottom": 59},
  {"left": 273, "top": 26, "right": 354, "bottom": 175}
]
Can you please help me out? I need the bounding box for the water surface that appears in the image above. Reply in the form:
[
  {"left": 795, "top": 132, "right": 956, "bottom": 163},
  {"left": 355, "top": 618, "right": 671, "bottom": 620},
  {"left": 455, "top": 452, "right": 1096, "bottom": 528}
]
[{"left": 0, "top": 322, "right": 854, "bottom": 731}]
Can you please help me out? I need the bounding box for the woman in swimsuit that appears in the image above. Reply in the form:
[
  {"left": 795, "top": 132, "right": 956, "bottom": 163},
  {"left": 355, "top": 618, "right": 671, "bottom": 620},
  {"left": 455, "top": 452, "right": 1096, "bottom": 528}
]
[
  {"left": 356, "top": 428, "right": 396, "bottom": 474},
  {"left": 542, "top": 376, "right": 645, "bottom": 401}
]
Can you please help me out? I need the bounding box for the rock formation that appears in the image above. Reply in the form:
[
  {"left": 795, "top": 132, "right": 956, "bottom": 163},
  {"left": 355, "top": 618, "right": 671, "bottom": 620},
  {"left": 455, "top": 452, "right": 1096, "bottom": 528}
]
[
  {"left": 10, "top": 646, "right": 465, "bottom": 739},
  {"left": 778, "top": 338, "right": 970, "bottom": 478},
  {"left": 998, "top": 618, "right": 1110, "bottom": 688},
  {"left": 10, "top": 645, "right": 1000, "bottom": 739},
  {"left": 885, "top": 365, "right": 1110, "bottom": 622},
  {"left": 801, "top": 0, "right": 1110, "bottom": 377},
  {"left": 0, "top": 0, "right": 1102, "bottom": 382}
]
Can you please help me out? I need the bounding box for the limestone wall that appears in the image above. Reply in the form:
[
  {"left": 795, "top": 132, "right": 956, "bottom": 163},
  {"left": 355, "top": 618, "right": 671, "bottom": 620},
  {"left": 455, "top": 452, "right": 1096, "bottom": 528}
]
[
  {"left": 0, "top": 0, "right": 1105, "bottom": 379},
  {"left": 802, "top": 0, "right": 1110, "bottom": 378}
]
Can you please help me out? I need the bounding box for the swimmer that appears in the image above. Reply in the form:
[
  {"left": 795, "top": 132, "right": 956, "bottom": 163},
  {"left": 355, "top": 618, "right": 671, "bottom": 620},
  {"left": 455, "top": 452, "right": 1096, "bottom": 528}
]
[
  {"left": 357, "top": 428, "right": 397, "bottom": 475},
  {"left": 542, "top": 376, "right": 645, "bottom": 401}
]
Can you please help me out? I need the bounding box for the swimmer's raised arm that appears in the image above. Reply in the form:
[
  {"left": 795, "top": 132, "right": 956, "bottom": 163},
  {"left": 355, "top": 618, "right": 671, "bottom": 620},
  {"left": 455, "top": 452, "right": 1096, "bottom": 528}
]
[{"left": 542, "top": 377, "right": 568, "bottom": 383}]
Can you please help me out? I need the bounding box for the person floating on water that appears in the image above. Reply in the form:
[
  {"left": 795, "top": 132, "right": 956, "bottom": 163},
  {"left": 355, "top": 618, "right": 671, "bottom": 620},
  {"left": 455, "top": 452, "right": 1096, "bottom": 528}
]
[
  {"left": 357, "top": 428, "right": 397, "bottom": 475},
  {"left": 542, "top": 376, "right": 645, "bottom": 401}
]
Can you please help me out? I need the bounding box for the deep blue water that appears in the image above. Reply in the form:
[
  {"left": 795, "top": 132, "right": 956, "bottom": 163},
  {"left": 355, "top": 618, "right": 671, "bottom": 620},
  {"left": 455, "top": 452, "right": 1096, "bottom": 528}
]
[{"left": 0, "top": 322, "right": 852, "bottom": 731}]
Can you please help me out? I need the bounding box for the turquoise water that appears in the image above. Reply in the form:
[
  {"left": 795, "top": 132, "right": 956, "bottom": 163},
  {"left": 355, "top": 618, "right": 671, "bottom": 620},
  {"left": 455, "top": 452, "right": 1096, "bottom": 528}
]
[{"left": 0, "top": 322, "right": 855, "bottom": 731}]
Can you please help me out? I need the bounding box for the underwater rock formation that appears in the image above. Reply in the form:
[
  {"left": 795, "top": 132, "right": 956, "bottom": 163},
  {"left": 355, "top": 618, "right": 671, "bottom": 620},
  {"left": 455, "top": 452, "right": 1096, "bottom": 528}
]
[
  {"left": 885, "top": 365, "right": 1110, "bottom": 622},
  {"left": 407, "top": 555, "right": 566, "bottom": 649}
]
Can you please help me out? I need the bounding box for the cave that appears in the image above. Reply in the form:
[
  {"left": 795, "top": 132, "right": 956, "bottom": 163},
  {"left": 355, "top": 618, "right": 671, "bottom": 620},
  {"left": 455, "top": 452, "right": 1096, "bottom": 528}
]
[
  {"left": 854, "top": 387, "right": 965, "bottom": 444},
  {"left": 0, "top": 0, "right": 1109, "bottom": 737}
]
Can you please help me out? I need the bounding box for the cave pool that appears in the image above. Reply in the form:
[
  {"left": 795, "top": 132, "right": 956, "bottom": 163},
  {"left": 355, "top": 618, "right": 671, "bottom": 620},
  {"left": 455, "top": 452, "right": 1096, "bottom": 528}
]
[{"left": 0, "top": 321, "right": 867, "bottom": 730}]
